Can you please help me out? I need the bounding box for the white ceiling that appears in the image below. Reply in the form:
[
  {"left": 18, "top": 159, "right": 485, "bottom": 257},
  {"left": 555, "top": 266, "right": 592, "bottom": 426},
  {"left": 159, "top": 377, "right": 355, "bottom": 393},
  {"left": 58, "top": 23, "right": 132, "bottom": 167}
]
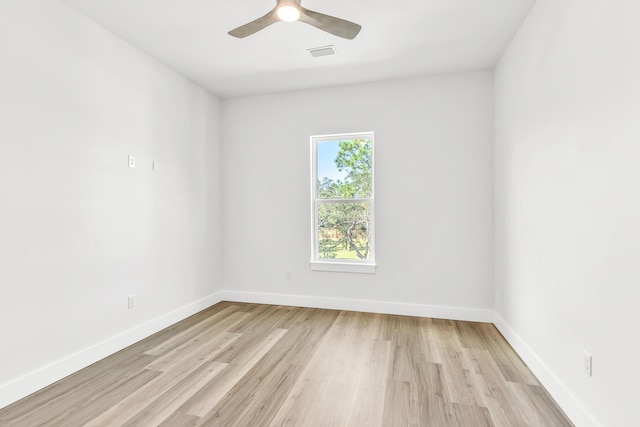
[{"left": 63, "top": 0, "right": 535, "bottom": 98}]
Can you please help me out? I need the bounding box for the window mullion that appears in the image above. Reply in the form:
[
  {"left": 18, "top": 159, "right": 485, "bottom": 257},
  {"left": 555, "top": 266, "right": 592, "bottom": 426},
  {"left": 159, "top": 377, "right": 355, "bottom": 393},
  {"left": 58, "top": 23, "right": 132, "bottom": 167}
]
[{"left": 316, "top": 197, "right": 374, "bottom": 204}]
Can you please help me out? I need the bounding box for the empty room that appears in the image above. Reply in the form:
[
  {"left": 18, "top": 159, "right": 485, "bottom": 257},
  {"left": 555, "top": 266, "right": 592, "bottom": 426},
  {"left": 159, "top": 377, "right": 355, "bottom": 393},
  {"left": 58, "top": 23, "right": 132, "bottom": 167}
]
[{"left": 0, "top": 0, "right": 637, "bottom": 426}]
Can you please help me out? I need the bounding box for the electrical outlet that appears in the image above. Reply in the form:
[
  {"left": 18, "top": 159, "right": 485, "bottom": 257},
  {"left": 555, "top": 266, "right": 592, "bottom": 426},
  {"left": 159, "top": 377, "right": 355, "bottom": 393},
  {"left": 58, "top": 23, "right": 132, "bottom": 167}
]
[
  {"left": 285, "top": 271, "right": 292, "bottom": 280},
  {"left": 128, "top": 156, "right": 135, "bottom": 168},
  {"left": 583, "top": 351, "right": 592, "bottom": 377},
  {"left": 128, "top": 294, "right": 136, "bottom": 309}
]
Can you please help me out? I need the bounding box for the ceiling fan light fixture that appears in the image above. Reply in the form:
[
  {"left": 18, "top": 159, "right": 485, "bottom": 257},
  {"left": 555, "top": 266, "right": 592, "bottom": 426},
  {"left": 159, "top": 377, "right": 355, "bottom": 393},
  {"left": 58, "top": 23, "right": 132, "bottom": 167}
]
[
  {"left": 228, "top": 0, "right": 361, "bottom": 39},
  {"left": 277, "top": 6, "right": 300, "bottom": 22}
]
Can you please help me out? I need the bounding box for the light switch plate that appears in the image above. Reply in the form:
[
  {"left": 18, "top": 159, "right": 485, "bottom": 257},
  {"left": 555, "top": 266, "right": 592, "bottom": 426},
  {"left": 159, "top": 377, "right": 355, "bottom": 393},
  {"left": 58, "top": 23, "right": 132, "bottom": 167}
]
[{"left": 583, "top": 351, "right": 592, "bottom": 376}]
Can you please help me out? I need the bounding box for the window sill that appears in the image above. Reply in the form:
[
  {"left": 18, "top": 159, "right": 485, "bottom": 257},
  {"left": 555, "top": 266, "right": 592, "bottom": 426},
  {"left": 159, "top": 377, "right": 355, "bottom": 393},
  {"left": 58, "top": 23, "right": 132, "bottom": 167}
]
[{"left": 310, "top": 261, "right": 377, "bottom": 274}]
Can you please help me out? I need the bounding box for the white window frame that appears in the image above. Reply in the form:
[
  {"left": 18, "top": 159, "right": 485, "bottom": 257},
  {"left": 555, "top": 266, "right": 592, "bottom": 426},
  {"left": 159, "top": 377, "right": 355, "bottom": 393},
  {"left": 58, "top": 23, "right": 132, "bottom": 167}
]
[{"left": 310, "top": 132, "right": 376, "bottom": 274}]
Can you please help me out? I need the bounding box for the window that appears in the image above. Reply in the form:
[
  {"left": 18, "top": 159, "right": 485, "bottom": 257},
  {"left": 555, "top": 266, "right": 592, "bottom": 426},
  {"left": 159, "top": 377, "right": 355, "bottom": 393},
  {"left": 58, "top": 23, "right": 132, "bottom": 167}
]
[{"left": 310, "top": 132, "right": 375, "bottom": 273}]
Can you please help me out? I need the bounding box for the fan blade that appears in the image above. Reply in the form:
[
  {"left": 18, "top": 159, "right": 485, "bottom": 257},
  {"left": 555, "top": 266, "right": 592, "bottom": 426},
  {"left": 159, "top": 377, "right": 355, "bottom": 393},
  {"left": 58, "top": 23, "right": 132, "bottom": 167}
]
[
  {"left": 228, "top": 9, "right": 279, "bottom": 38},
  {"left": 298, "top": 8, "right": 361, "bottom": 39}
]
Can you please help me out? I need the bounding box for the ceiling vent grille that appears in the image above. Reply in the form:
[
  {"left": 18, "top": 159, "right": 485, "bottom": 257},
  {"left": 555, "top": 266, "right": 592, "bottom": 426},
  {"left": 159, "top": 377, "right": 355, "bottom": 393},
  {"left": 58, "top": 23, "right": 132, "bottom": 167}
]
[{"left": 307, "top": 45, "right": 337, "bottom": 58}]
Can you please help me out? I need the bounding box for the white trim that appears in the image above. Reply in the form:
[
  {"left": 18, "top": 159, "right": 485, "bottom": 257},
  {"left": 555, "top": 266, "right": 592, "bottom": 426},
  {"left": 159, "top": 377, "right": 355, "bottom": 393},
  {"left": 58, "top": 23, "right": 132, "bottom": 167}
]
[
  {"left": 219, "top": 290, "right": 493, "bottom": 322},
  {"left": 310, "top": 132, "right": 375, "bottom": 267},
  {"left": 310, "top": 261, "right": 376, "bottom": 274},
  {"left": 493, "top": 313, "right": 602, "bottom": 427},
  {"left": 311, "top": 131, "right": 375, "bottom": 142},
  {"left": 0, "top": 292, "right": 224, "bottom": 410}
]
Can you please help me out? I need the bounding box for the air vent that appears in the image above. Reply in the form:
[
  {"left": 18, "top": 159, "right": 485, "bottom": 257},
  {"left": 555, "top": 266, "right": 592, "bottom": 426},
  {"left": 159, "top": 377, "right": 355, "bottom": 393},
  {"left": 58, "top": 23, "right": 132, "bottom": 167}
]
[{"left": 307, "top": 45, "right": 337, "bottom": 58}]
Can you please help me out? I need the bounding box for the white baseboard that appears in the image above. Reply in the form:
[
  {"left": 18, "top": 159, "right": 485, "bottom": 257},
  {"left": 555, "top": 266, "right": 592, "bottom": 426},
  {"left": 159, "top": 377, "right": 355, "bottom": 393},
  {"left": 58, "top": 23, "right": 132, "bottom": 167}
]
[
  {"left": 493, "top": 313, "right": 601, "bottom": 427},
  {"left": 0, "top": 292, "right": 224, "bottom": 410},
  {"left": 219, "top": 290, "right": 494, "bottom": 323}
]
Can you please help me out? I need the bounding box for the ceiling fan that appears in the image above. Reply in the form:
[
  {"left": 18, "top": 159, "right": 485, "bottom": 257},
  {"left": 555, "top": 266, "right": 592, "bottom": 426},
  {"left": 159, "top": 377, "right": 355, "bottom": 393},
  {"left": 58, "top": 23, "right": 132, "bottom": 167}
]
[{"left": 228, "top": 0, "right": 362, "bottom": 40}]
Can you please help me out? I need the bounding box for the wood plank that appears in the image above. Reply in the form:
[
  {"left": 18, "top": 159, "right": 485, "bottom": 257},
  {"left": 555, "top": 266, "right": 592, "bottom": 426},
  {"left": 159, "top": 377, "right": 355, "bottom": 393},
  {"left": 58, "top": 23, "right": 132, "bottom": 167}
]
[
  {"left": 344, "top": 339, "right": 392, "bottom": 427},
  {"left": 185, "top": 328, "right": 289, "bottom": 417},
  {"left": 382, "top": 380, "right": 420, "bottom": 427},
  {"left": 122, "top": 361, "right": 227, "bottom": 426},
  {"left": 84, "top": 340, "right": 232, "bottom": 426},
  {"left": 0, "top": 368, "right": 160, "bottom": 426},
  {"left": 439, "top": 347, "right": 487, "bottom": 407},
  {"left": 508, "top": 382, "right": 574, "bottom": 427},
  {"left": 146, "top": 329, "right": 243, "bottom": 372},
  {"left": 197, "top": 308, "right": 341, "bottom": 426},
  {"left": 268, "top": 311, "right": 381, "bottom": 427},
  {"left": 0, "top": 351, "right": 154, "bottom": 424},
  {"left": 468, "top": 348, "right": 533, "bottom": 427},
  {"left": 451, "top": 402, "right": 494, "bottom": 427},
  {"left": 158, "top": 412, "right": 202, "bottom": 427},
  {"left": 144, "top": 305, "right": 245, "bottom": 356}
]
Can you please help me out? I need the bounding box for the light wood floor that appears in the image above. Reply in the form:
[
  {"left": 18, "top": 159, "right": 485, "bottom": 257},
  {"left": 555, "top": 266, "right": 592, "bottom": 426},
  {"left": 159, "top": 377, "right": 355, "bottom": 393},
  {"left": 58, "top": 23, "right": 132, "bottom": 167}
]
[{"left": 0, "top": 302, "right": 573, "bottom": 426}]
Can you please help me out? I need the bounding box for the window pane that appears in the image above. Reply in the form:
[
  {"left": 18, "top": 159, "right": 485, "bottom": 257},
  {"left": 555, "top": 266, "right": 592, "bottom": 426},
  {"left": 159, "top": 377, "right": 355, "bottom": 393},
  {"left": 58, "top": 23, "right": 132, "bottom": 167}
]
[
  {"left": 317, "top": 201, "right": 371, "bottom": 260},
  {"left": 317, "top": 138, "right": 372, "bottom": 199}
]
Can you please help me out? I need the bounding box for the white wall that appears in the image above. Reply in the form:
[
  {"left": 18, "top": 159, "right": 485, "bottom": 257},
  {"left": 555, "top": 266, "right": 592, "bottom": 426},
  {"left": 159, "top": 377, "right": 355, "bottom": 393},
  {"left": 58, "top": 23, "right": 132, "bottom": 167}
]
[
  {"left": 0, "top": 0, "right": 222, "bottom": 407},
  {"left": 221, "top": 71, "right": 494, "bottom": 318},
  {"left": 494, "top": 0, "right": 640, "bottom": 425}
]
